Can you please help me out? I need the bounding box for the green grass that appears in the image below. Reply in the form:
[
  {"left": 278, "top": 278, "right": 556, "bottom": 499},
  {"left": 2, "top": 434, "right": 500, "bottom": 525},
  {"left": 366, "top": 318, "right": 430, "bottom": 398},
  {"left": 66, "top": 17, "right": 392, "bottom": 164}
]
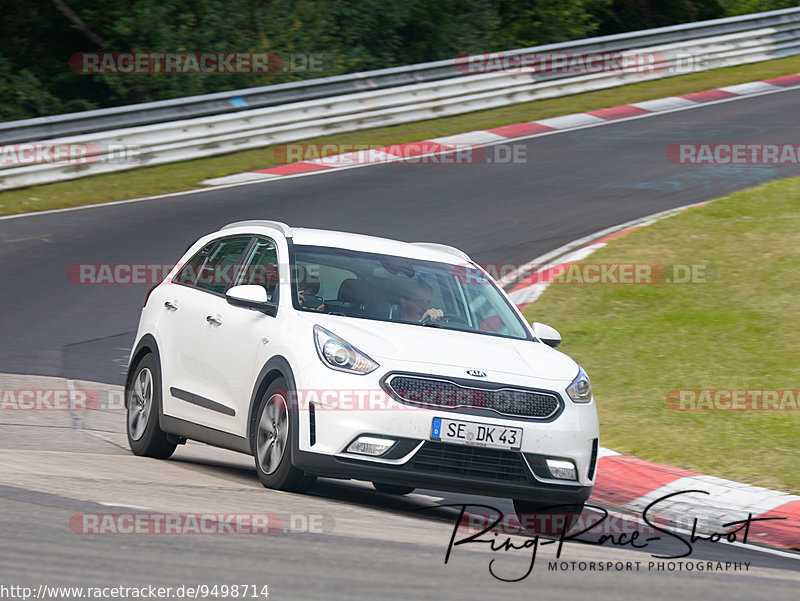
[
  {"left": 3, "top": 55, "right": 800, "bottom": 216},
  {"left": 523, "top": 177, "right": 800, "bottom": 494}
]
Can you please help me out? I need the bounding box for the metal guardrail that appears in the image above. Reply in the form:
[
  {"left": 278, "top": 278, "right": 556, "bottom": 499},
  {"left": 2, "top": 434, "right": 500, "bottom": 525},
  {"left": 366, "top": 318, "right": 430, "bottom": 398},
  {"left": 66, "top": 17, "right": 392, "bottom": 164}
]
[{"left": 1, "top": 7, "right": 799, "bottom": 191}]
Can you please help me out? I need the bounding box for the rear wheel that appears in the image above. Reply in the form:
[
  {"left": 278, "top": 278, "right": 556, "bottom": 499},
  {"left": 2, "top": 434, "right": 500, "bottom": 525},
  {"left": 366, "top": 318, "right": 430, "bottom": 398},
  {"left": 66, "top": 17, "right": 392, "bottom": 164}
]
[
  {"left": 253, "top": 378, "right": 316, "bottom": 493},
  {"left": 126, "top": 353, "right": 176, "bottom": 459},
  {"left": 512, "top": 499, "right": 584, "bottom": 536},
  {"left": 372, "top": 482, "right": 415, "bottom": 495}
]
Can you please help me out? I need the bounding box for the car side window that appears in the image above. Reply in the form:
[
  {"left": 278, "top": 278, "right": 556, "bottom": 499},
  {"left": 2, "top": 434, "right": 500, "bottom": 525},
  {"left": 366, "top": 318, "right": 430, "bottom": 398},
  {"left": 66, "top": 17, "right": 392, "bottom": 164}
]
[
  {"left": 236, "top": 237, "right": 279, "bottom": 301},
  {"left": 174, "top": 241, "right": 217, "bottom": 286},
  {"left": 194, "top": 236, "right": 253, "bottom": 295}
]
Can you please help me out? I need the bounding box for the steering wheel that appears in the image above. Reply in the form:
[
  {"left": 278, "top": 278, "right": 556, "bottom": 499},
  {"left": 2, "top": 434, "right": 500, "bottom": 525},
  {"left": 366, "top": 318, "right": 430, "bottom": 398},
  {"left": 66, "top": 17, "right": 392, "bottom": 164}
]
[{"left": 421, "top": 313, "right": 469, "bottom": 326}]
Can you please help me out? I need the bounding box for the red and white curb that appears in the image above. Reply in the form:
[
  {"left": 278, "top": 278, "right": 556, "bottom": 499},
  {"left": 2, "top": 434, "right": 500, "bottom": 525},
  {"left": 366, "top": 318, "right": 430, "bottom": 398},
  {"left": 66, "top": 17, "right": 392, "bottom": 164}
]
[
  {"left": 592, "top": 450, "right": 800, "bottom": 551},
  {"left": 505, "top": 202, "right": 798, "bottom": 552},
  {"left": 202, "top": 73, "right": 800, "bottom": 187}
]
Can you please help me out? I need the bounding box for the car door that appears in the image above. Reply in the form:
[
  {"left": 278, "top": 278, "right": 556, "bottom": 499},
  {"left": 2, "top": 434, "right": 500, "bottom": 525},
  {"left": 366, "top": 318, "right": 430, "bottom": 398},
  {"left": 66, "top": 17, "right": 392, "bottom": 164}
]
[
  {"left": 200, "top": 236, "right": 282, "bottom": 436},
  {"left": 156, "top": 239, "right": 217, "bottom": 419},
  {"left": 158, "top": 234, "right": 253, "bottom": 430}
]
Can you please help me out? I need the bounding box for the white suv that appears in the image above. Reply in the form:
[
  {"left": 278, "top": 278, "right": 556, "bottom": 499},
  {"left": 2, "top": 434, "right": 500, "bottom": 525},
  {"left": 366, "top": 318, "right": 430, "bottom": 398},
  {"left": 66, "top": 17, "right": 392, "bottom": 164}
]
[{"left": 126, "top": 221, "right": 598, "bottom": 521}]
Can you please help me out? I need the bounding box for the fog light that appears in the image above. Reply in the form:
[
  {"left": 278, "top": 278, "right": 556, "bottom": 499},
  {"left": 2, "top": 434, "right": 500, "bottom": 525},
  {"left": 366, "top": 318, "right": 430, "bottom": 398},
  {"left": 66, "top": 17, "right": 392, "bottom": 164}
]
[
  {"left": 346, "top": 436, "right": 395, "bottom": 456},
  {"left": 546, "top": 459, "right": 577, "bottom": 480}
]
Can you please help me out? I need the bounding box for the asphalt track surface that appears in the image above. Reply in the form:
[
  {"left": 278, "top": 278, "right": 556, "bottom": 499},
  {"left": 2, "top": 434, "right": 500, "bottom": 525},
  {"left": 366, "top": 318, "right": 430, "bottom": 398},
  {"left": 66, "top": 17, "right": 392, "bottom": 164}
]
[{"left": 0, "top": 86, "right": 799, "bottom": 599}]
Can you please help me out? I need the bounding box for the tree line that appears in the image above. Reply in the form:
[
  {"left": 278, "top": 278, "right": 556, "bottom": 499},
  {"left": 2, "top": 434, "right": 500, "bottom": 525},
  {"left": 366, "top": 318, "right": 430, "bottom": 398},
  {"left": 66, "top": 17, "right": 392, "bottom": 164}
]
[{"left": 1, "top": 0, "right": 796, "bottom": 121}]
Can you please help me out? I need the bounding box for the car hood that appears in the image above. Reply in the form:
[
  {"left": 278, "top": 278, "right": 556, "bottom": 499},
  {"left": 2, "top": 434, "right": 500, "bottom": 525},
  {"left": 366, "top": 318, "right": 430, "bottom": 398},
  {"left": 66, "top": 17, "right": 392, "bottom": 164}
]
[{"left": 303, "top": 314, "right": 578, "bottom": 382}]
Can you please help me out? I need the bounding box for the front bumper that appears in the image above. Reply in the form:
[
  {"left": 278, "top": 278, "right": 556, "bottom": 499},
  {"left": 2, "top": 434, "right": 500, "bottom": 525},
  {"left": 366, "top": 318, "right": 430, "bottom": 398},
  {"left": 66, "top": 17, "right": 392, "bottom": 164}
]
[
  {"left": 294, "top": 440, "right": 594, "bottom": 503},
  {"left": 292, "top": 359, "right": 599, "bottom": 501}
]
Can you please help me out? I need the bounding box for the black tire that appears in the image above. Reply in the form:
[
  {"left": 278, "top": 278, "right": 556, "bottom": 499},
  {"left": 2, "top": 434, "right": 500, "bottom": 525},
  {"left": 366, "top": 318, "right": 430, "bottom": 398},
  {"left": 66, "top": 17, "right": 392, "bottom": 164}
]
[
  {"left": 126, "top": 353, "right": 176, "bottom": 459},
  {"left": 512, "top": 498, "right": 584, "bottom": 536},
  {"left": 372, "top": 482, "right": 415, "bottom": 495},
  {"left": 253, "top": 377, "right": 316, "bottom": 493}
]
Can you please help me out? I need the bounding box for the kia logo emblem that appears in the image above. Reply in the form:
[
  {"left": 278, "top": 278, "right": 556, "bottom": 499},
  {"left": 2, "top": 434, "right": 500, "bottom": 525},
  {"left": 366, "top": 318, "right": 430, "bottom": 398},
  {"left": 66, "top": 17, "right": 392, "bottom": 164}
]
[{"left": 466, "top": 369, "right": 487, "bottom": 378}]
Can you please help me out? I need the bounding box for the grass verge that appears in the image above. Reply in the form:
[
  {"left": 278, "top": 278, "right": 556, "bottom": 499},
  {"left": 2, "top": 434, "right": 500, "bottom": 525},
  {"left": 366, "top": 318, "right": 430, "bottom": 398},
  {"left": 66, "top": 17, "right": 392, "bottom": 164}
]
[
  {"left": 523, "top": 177, "right": 800, "bottom": 493},
  {"left": 3, "top": 55, "right": 800, "bottom": 216}
]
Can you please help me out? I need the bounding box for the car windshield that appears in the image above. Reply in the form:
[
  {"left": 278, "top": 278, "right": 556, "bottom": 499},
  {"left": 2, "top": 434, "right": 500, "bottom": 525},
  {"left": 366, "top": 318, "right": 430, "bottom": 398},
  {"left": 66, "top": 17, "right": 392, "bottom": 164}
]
[{"left": 291, "top": 245, "right": 531, "bottom": 341}]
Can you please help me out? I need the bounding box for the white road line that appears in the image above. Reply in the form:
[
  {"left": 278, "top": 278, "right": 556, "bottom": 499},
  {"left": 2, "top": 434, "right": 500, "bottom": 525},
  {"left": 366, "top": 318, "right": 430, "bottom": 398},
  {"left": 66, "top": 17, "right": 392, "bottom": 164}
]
[
  {"left": 427, "top": 131, "right": 506, "bottom": 145},
  {"left": 536, "top": 113, "right": 606, "bottom": 129},
  {"left": 66, "top": 378, "right": 83, "bottom": 431},
  {"left": 97, "top": 501, "right": 153, "bottom": 511},
  {"left": 630, "top": 96, "right": 697, "bottom": 111}
]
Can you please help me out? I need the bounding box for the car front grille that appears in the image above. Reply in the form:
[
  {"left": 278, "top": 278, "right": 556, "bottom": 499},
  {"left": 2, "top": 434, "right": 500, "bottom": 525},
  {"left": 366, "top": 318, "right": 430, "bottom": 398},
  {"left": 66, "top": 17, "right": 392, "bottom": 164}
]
[
  {"left": 410, "top": 442, "right": 531, "bottom": 483},
  {"left": 383, "top": 375, "right": 561, "bottom": 419}
]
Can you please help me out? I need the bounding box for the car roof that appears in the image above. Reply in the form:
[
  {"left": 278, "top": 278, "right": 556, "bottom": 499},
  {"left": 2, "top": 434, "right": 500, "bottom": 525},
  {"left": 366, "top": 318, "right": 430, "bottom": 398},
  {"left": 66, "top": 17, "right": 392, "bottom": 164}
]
[{"left": 220, "top": 220, "right": 471, "bottom": 264}]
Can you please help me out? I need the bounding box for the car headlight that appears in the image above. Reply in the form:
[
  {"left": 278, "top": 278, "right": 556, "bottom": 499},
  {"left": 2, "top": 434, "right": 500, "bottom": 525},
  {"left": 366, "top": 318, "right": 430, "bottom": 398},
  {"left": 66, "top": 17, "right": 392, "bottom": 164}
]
[
  {"left": 313, "top": 325, "right": 379, "bottom": 375},
  {"left": 566, "top": 366, "right": 592, "bottom": 403}
]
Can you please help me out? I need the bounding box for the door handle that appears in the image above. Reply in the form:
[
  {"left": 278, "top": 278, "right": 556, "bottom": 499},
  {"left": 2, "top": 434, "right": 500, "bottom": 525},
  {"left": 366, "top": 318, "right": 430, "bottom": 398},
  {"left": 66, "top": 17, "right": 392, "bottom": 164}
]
[
  {"left": 206, "top": 315, "right": 223, "bottom": 326},
  {"left": 164, "top": 301, "right": 178, "bottom": 311}
]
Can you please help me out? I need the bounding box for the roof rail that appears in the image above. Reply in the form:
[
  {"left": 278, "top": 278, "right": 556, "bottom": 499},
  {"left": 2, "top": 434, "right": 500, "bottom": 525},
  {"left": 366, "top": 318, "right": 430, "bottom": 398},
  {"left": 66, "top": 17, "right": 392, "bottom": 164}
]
[
  {"left": 411, "top": 242, "right": 471, "bottom": 262},
  {"left": 221, "top": 220, "right": 293, "bottom": 238}
]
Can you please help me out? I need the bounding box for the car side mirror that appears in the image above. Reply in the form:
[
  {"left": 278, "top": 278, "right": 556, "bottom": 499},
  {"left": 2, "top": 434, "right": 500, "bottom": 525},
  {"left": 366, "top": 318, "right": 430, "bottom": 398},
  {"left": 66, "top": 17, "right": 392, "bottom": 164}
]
[
  {"left": 532, "top": 322, "right": 561, "bottom": 348},
  {"left": 226, "top": 285, "right": 277, "bottom": 316}
]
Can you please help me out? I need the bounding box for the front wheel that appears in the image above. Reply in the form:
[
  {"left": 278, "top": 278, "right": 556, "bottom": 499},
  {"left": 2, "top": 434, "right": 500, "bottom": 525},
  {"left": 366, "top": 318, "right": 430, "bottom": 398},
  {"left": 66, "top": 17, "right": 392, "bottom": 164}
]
[
  {"left": 253, "top": 378, "right": 315, "bottom": 493},
  {"left": 126, "top": 353, "right": 176, "bottom": 459},
  {"left": 512, "top": 498, "right": 584, "bottom": 536}
]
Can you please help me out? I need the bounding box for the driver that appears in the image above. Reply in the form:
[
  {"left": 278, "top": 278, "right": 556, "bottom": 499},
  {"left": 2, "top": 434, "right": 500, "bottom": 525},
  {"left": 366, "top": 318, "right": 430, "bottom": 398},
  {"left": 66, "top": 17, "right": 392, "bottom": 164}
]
[{"left": 396, "top": 278, "right": 443, "bottom": 323}]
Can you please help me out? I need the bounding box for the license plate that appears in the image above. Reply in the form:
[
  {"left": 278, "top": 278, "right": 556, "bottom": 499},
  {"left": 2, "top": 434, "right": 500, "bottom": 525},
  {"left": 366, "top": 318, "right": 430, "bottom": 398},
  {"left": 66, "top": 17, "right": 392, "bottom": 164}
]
[{"left": 431, "top": 417, "right": 522, "bottom": 451}]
